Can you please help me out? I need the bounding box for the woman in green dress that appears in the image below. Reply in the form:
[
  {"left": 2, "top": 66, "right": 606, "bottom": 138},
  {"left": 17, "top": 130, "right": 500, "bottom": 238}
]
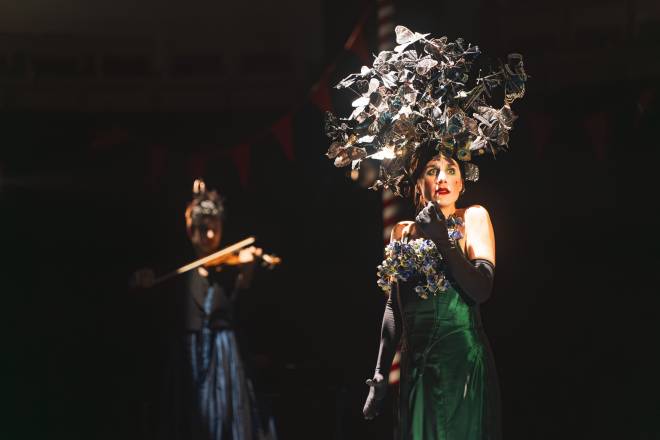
[
  {"left": 362, "top": 141, "right": 501, "bottom": 440},
  {"left": 320, "top": 25, "right": 526, "bottom": 440}
]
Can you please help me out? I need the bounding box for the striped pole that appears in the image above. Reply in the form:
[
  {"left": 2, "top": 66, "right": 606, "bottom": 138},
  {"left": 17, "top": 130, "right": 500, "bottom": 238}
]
[
  {"left": 378, "top": 0, "right": 400, "bottom": 247},
  {"left": 377, "top": 0, "right": 396, "bottom": 52},
  {"left": 376, "top": 0, "right": 403, "bottom": 388}
]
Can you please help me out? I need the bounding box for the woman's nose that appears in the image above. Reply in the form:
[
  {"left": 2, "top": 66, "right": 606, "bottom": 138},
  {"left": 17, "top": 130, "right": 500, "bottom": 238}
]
[{"left": 435, "top": 170, "right": 447, "bottom": 182}]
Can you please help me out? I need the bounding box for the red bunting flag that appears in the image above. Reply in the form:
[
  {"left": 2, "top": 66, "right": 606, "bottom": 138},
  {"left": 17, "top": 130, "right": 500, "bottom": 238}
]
[
  {"left": 528, "top": 112, "right": 553, "bottom": 158},
  {"left": 90, "top": 127, "right": 130, "bottom": 151},
  {"left": 310, "top": 75, "right": 333, "bottom": 112},
  {"left": 345, "top": 24, "right": 371, "bottom": 64},
  {"left": 148, "top": 145, "right": 168, "bottom": 191},
  {"left": 271, "top": 114, "right": 295, "bottom": 161},
  {"left": 635, "top": 87, "right": 656, "bottom": 129},
  {"left": 187, "top": 151, "right": 208, "bottom": 180},
  {"left": 584, "top": 111, "right": 609, "bottom": 161},
  {"left": 230, "top": 143, "right": 251, "bottom": 188}
]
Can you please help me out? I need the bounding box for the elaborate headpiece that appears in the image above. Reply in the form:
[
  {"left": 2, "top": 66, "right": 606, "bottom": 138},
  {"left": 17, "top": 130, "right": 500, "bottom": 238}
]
[
  {"left": 185, "top": 178, "right": 225, "bottom": 229},
  {"left": 324, "top": 25, "right": 528, "bottom": 196}
]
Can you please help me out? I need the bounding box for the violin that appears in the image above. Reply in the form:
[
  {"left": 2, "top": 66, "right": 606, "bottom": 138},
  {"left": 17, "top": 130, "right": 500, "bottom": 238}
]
[
  {"left": 202, "top": 246, "right": 282, "bottom": 270},
  {"left": 202, "top": 252, "right": 281, "bottom": 269},
  {"left": 145, "top": 237, "right": 281, "bottom": 287}
]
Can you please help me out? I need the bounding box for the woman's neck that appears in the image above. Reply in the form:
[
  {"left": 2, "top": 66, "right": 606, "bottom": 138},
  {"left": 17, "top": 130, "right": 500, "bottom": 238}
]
[{"left": 439, "top": 203, "right": 456, "bottom": 219}]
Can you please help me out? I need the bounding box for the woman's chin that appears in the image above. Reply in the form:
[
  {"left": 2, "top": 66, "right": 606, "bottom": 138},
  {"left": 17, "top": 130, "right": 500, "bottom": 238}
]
[{"left": 432, "top": 197, "right": 455, "bottom": 206}]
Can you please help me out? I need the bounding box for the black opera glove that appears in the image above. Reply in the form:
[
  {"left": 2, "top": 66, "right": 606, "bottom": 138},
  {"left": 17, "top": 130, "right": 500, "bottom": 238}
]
[
  {"left": 415, "top": 202, "right": 495, "bottom": 304},
  {"left": 363, "top": 373, "right": 388, "bottom": 420},
  {"left": 364, "top": 291, "right": 400, "bottom": 420},
  {"left": 415, "top": 202, "right": 452, "bottom": 249}
]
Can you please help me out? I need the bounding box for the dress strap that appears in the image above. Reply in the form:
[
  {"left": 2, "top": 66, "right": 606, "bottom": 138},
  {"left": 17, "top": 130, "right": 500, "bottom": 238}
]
[{"left": 400, "top": 222, "right": 413, "bottom": 243}]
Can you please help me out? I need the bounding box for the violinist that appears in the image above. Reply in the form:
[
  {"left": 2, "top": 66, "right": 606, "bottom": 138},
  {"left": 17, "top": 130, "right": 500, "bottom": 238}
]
[{"left": 133, "top": 178, "right": 276, "bottom": 440}]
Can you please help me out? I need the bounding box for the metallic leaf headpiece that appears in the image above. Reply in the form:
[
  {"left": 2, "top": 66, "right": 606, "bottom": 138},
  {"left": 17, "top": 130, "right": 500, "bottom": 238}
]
[{"left": 324, "top": 25, "right": 527, "bottom": 195}]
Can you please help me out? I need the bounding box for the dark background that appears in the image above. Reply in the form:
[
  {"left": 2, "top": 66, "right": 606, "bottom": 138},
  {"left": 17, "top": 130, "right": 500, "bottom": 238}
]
[{"left": 2, "top": 0, "right": 659, "bottom": 439}]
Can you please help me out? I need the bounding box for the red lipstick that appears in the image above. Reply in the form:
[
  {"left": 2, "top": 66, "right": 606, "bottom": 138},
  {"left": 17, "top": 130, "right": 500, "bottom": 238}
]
[{"left": 435, "top": 187, "right": 450, "bottom": 195}]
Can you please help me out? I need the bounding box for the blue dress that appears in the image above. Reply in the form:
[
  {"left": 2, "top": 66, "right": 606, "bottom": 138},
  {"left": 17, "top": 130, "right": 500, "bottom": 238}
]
[{"left": 160, "top": 268, "right": 276, "bottom": 440}]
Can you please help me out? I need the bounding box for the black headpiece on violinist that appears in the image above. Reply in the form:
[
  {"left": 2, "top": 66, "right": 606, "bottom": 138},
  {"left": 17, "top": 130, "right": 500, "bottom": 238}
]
[{"left": 185, "top": 178, "right": 225, "bottom": 230}]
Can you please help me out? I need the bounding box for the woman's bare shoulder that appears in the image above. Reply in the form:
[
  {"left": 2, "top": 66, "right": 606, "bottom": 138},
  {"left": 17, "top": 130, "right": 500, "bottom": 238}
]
[
  {"left": 391, "top": 221, "right": 415, "bottom": 242},
  {"left": 463, "top": 205, "right": 491, "bottom": 224}
]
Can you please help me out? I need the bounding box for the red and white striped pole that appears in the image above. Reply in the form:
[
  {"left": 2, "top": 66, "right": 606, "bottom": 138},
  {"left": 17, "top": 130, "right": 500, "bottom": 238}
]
[
  {"left": 376, "top": 0, "right": 403, "bottom": 388},
  {"left": 377, "top": 0, "right": 396, "bottom": 53},
  {"left": 379, "top": 0, "right": 398, "bottom": 247}
]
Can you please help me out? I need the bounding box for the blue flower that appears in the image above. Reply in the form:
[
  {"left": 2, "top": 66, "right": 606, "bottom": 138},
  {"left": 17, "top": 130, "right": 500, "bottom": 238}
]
[
  {"left": 449, "top": 229, "right": 463, "bottom": 240},
  {"left": 377, "top": 236, "right": 452, "bottom": 299}
]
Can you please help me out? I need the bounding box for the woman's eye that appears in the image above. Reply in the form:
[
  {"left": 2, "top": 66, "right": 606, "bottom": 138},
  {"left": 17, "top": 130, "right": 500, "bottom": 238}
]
[
  {"left": 447, "top": 168, "right": 456, "bottom": 175},
  {"left": 426, "top": 168, "right": 438, "bottom": 176}
]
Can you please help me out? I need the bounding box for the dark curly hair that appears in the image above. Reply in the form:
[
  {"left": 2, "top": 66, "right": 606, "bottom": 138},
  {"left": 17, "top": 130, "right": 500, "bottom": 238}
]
[{"left": 407, "top": 141, "right": 468, "bottom": 213}]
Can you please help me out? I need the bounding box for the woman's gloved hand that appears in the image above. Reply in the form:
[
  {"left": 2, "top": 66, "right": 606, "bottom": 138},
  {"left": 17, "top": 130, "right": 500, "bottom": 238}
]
[
  {"left": 363, "top": 373, "right": 388, "bottom": 420},
  {"left": 415, "top": 202, "right": 452, "bottom": 249}
]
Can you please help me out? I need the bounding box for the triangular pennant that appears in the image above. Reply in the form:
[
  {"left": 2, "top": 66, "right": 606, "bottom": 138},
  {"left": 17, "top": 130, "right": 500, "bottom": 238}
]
[
  {"left": 528, "top": 112, "right": 553, "bottom": 158},
  {"left": 187, "top": 151, "right": 208, "bottom": 179},
  {"left": 271, "top": 114, "right": 295, "bottom": 161},
  {"left": 147, "top": 144, "right": 168, "bottom": 191},
  {"left": 345, "top": 26, "right": 371, "bottom": 65},
  {"left": 310, "top": 75, "right": 333, "bottom": 112},
  {"left": 584, "top": 112, "right": 609, "bottom": 161},
  {"left": 90, "top": 127, "right": 130, "bottom": 151},
  {"left": 230, "top": 143, "right": 251, "bottom": 188},
  {"left": 635, "top": 87, "right": 656, "bottom": 129}
]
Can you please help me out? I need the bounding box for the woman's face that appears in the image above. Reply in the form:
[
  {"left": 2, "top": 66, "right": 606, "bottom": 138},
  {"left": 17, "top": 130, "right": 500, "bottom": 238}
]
[
  {"left": 189, "top": 216, "right": 222, "bottom": 256},
  {"left": 417, "top": 154, "right": 463, "bottom": 208}
]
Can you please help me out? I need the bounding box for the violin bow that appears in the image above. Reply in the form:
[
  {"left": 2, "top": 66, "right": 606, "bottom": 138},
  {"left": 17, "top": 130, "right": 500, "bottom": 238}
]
[{"left": 152, "top": 236, "right": 256, "bottom": 286}]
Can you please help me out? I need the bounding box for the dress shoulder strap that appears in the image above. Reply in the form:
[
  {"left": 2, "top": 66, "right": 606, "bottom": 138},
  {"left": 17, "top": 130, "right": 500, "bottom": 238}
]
[{"left": 400, "top": 222, "right": 414, "bottom": 243}]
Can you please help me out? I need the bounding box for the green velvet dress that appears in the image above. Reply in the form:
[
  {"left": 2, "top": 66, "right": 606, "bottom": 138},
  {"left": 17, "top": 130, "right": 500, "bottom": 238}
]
[{"left": 394, "top": 274, "right": 501, "bottom": 440}]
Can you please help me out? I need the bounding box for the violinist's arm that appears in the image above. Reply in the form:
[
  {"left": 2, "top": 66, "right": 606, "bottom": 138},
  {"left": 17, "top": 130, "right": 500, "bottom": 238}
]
[
  {"left": 235, "top": 246, "right": 262, "bottom": 289},
  {"left": 130, "top": 267, "right": 156, "bottom": 289}
]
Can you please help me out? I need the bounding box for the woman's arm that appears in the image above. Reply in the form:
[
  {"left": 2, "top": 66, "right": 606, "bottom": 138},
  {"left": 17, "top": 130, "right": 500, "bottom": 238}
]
[
  {"left": 416, "top": 203, "right": 496, "bottom": 304},
  {"left": 231, "top": 246, "right": 263, "bottom": 292},
  {"left": 374, "top": 291, "right": 402, "bottom": 378},
  {"left": 363, "top": 223, "right": 406, "bottom": 420},
  {"left": 465, "top": 205, "right": 496, "bottom": 266},
  {"left": 363, "top": 282, "right": 403, "bottom": 420},
  {"left": 375, "top": 222, "right": 408, "bottom": 372}
]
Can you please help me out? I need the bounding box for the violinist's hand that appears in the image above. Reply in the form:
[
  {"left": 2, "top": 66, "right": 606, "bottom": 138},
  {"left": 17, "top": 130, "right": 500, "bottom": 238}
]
[
  {"left": 236, "top": 246, "right": 263, "bottom": 264},
  {"left": 363, "top": 373, "right": 388, "bottom": 420},
  {"left": 236, "top": 246, "right": 262, "bottom": 289},
  {"left": 131, "top": 268, "right": 155, "bottom": 289}
]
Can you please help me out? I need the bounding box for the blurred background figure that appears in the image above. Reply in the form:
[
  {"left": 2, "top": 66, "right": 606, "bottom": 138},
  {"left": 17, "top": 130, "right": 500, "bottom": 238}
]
[{"left": 132, "top": 179, "right": 276, "bottom": 440}]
